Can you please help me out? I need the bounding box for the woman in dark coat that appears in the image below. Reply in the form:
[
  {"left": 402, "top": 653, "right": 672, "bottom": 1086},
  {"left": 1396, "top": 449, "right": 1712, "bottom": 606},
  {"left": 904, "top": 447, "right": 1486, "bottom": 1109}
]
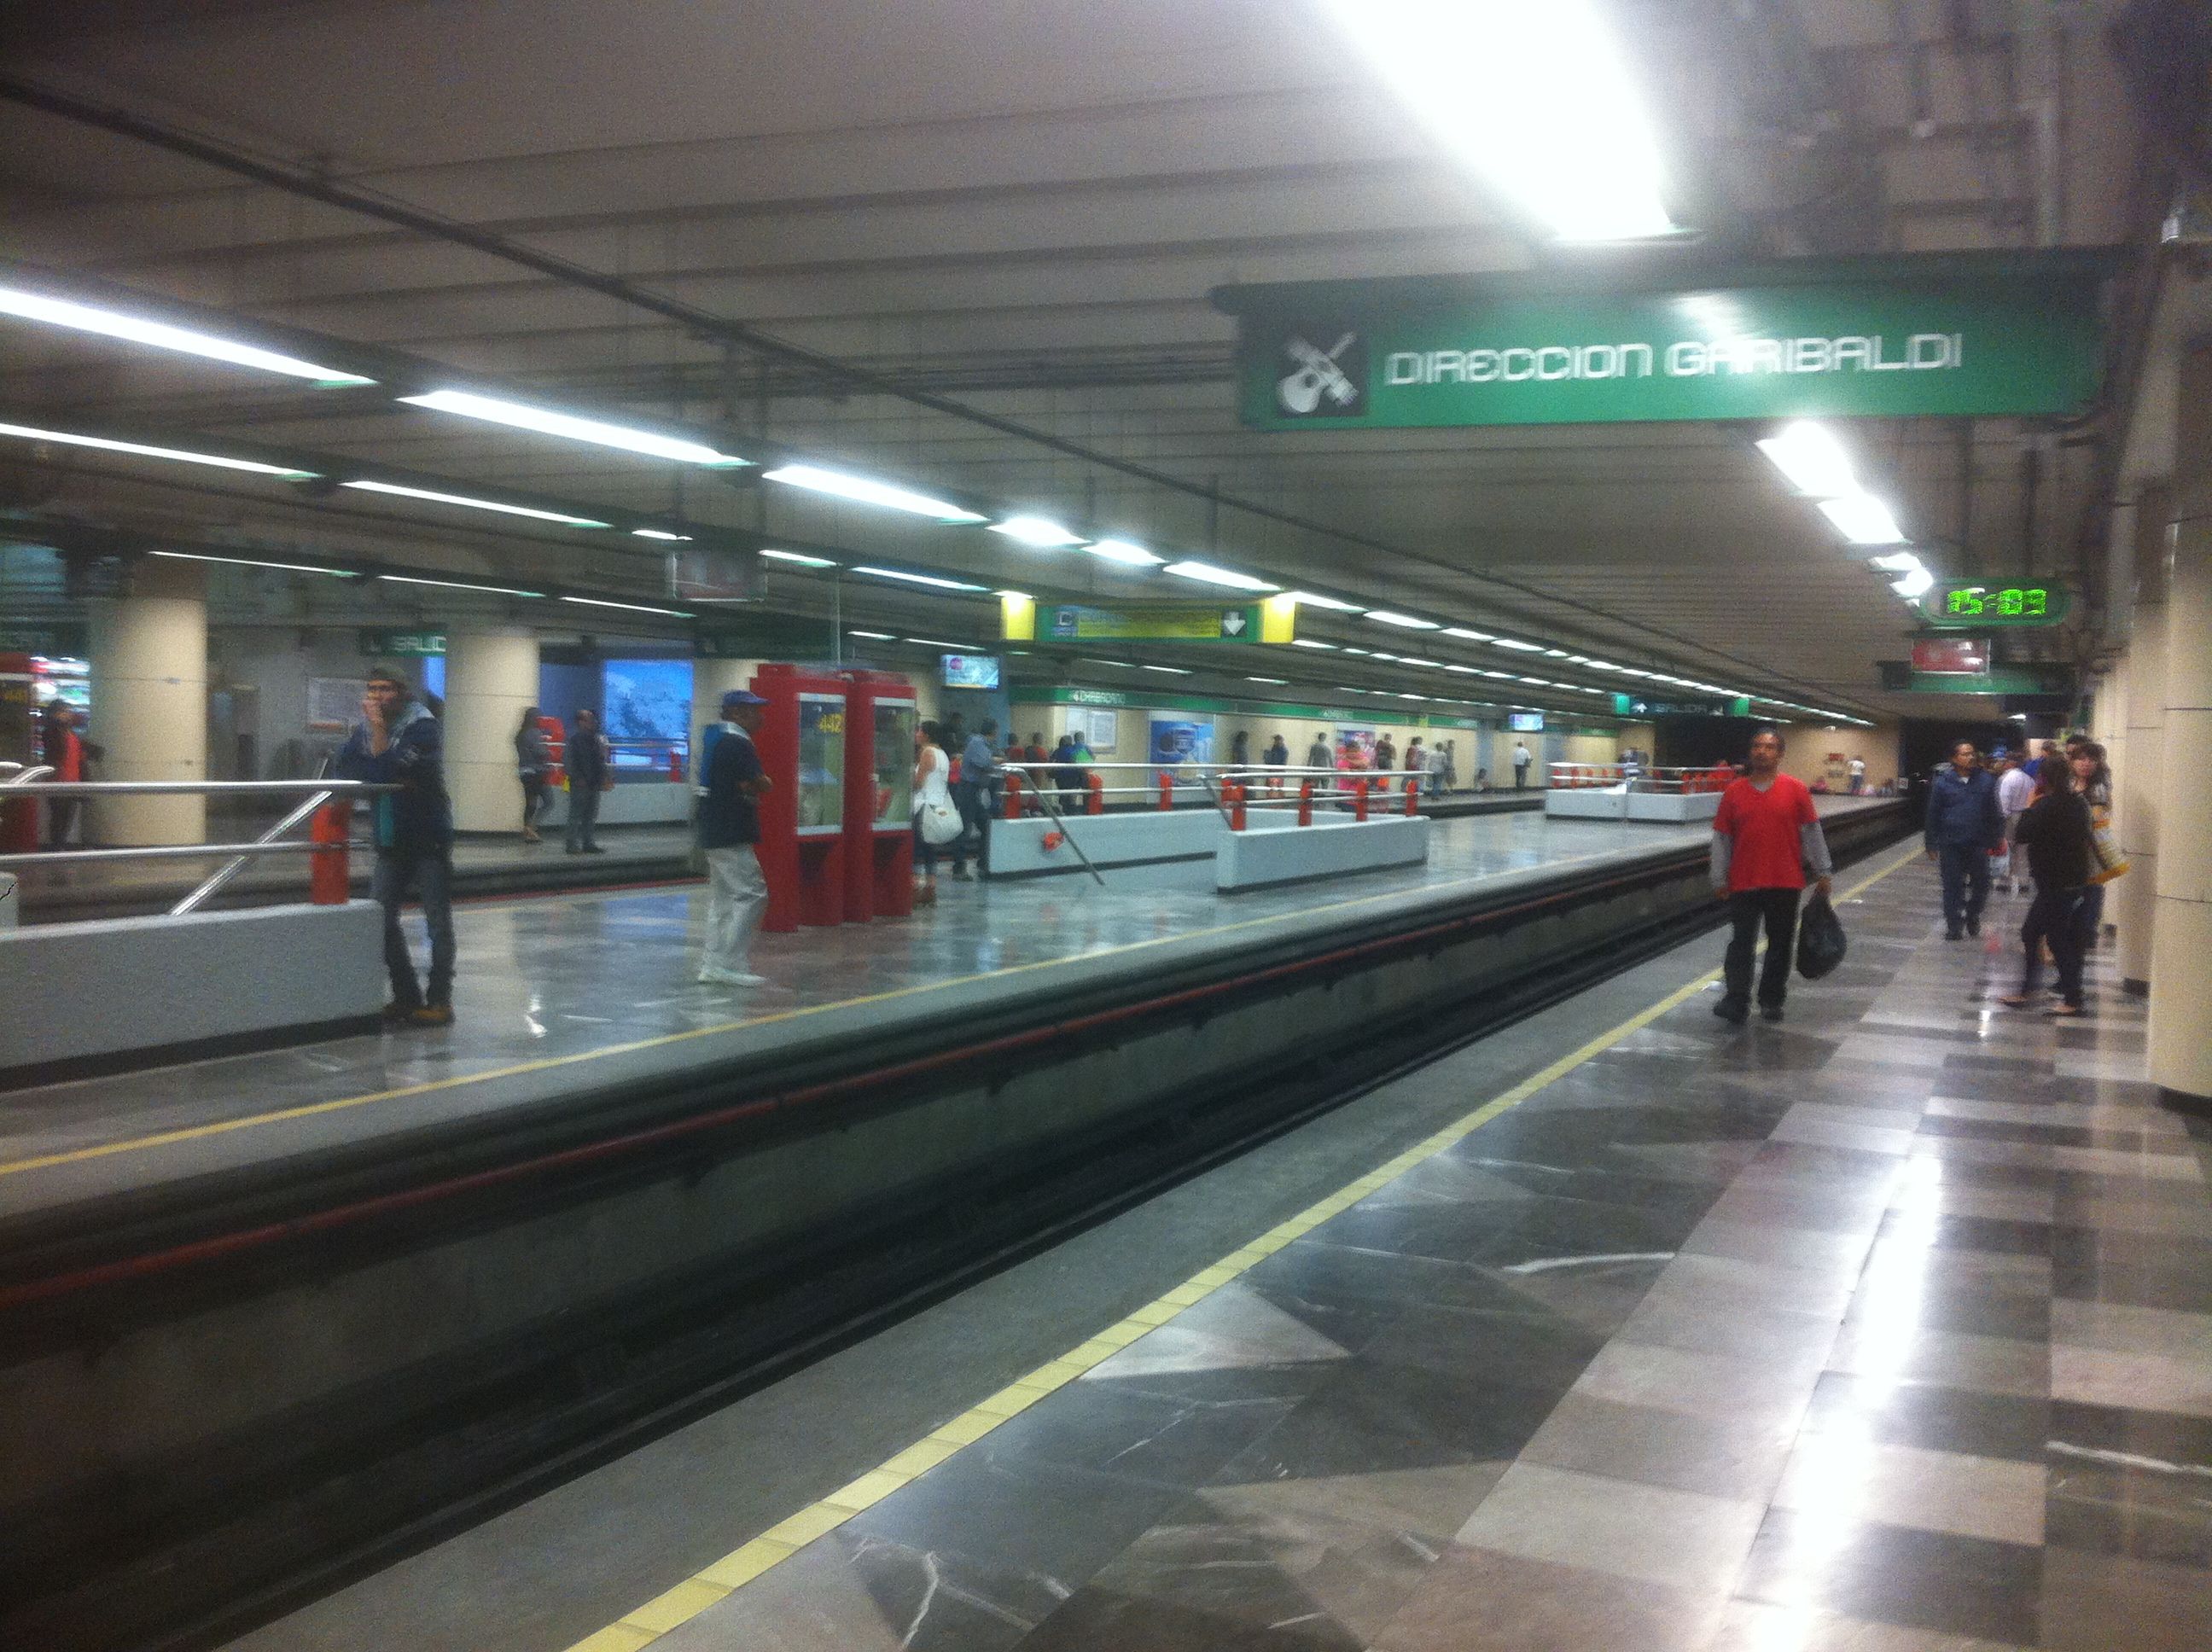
[{"left": 2000, "top": 762, "right": 2095, "bottom": 1015}]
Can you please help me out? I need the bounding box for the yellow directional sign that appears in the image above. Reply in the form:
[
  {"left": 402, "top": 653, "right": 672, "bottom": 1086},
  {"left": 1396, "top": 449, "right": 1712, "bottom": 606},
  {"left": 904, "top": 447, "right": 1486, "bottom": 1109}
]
[{"left": 1003, "top": 596, "right": 1296, "bottom": 644}]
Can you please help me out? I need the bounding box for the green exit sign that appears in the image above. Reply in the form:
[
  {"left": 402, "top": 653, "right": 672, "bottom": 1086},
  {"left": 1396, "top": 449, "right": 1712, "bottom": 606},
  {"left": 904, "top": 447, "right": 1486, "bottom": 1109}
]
[
  {"left": 1926, "top": 581, "right": 2070, "bottom": 628},
  {"left": 359, "top": 628, "right": 446, "bottom": 656}
]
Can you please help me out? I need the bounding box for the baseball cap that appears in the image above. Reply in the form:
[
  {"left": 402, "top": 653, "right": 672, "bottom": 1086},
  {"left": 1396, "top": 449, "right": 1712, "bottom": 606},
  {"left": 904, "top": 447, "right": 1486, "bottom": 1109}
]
[{"left": 721, "top": 689, "right": 768, "bottom": 710}]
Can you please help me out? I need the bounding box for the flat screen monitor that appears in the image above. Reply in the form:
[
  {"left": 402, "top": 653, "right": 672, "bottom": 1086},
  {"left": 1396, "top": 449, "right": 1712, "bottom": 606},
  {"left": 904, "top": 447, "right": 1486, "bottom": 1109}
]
[
  {"left": 1508, "top": 712, "right": 1545, "bottom": 732},
  {"left": 942, "top": 653, "right": 1001, "bottom": 689}
]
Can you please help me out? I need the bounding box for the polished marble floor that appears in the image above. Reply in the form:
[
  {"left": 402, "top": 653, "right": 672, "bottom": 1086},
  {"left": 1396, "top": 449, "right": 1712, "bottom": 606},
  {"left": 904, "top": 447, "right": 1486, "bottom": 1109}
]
[
  {"left": 528, "top": 857, "right": 2208, "bottom": 1652},
  {"left": 0, "top": 804, "right": 1879, "bottom": 1193}
]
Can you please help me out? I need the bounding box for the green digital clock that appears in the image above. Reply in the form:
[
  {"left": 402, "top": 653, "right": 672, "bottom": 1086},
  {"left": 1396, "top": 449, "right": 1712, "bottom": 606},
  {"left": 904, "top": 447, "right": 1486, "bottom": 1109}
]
[{"left": 1928, "top": 580, "right": 2070, "bottom": 628}]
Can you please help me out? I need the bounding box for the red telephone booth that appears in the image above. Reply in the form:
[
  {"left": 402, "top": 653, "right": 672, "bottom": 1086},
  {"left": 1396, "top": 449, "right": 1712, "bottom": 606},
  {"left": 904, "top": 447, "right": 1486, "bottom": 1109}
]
[
  {"left": 0, "top": 654, "right": 38, "bottom": 855},
  {"left": 749, "top": 662, "right": 848, "bottom": 930},
  {"left": 841, "top": 670, "right": 917, "bottom": 921}
]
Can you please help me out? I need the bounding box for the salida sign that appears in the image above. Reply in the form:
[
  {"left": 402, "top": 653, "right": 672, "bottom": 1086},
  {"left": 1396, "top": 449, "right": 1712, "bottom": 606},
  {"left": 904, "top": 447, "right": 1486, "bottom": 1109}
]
[{"left": 1220, "top": 253, "right": 2108, "bottom": 430}]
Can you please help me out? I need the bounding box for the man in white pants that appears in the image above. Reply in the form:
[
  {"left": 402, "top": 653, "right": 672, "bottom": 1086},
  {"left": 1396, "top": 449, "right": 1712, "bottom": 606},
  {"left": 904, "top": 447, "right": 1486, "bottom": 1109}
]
[
  {"left": 1995, "top": 748, "right": 2034, "bottom": 895},
  {"left": 697, "top": 689, "right": 774, "bottom": 986}
]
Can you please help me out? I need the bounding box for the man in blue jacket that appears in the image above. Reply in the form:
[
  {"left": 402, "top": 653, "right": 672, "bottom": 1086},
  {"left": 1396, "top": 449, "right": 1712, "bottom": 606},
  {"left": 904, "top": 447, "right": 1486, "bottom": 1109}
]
[
  {"left": 335, "top": 666, "right": 457, "bottom": 1024},
  {"left": 1925, "top": 740, "right": 2005, "bottom": 939}
]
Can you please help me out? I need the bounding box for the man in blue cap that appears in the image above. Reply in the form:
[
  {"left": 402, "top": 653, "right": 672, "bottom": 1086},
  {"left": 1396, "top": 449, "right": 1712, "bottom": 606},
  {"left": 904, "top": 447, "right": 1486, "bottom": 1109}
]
[{"left": 696, "top": 689, "right": 773, "bottom": 986}]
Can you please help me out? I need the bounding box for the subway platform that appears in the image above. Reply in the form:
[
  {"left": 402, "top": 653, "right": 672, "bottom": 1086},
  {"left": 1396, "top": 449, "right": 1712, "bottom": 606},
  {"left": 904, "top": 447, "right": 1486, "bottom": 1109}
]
[
  {"left": 222, "top": 845, "right": 2209, "bottom": 1652},
  {"left": 2, "top": 797, "right": 1920, "bottom": 1650},
  {"left": 0, "top": 798, "right": 1878, "bottom": 1215}
]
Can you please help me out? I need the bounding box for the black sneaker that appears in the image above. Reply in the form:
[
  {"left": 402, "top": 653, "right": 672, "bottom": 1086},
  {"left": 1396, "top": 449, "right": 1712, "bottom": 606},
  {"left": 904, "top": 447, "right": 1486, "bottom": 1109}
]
[
  {"left": 1946, "top": 928, "right": 1964, "bottom": 941},
  {"left": 380, "top": 1001, "right": 419, "bottom": 1027},
  {"left": 1966, "top": 916, "right": 1981, "bottom": 937},
  {"left": 1761, "top": 1003, "right": 1785, "bottom": 1022},
  {"left": 1713, "top": 997, "right": 1749, "bottom": 1025}
]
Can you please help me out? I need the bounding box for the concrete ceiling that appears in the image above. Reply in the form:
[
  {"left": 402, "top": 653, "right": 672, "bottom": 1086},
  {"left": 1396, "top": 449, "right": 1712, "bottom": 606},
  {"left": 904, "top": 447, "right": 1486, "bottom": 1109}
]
[{"left": 0, "top": 0, "right": 2178, "bottom": 724}]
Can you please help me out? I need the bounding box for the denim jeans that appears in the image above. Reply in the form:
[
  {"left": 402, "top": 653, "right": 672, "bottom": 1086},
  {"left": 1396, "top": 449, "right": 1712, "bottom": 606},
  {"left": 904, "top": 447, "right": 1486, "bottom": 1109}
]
[
  {"left": 1937, "top": 842, "right": 1992, "bottom": 934},
  {"left": 952, "top": 780, "right": 992, "bottom": 875},
  {"left": 371, "top": 850, "right": 455, "bottom": 1008},
  {"left": 565, "top": 786, "right": 601, "bottom": 852},
  {"left": 2020, "top": 883, "right": 2087, "bottom": 1007}
]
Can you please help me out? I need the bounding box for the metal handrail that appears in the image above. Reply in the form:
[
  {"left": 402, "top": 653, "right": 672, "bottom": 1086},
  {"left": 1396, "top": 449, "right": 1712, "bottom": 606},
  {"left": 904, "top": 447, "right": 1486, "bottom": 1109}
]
[
  {"left": 0, "top": 841, "right": 353, "bottom": 869},
  {"left": 9, "top": 779, "right": 390, "bottom": 797},
  {"left": 173, "top": 788, "right": 335, "bottom": 915},
  {"left": 1, "top": 763, "right": 55, "bottom": 786}
]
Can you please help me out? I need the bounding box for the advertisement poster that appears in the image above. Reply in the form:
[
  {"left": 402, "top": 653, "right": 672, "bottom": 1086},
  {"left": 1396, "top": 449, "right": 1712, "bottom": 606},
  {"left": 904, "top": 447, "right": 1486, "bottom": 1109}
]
[
  {"left": 1086, "top": 708, "right": 1119, "bottom": 753},
  {"left": 1334, "top": 728, "right": 1377, "bottom": 770},
  {"left": 1148, "top": 715, "right": 1214, "bottom": 778},
  {"left": 308, "top": 676, "right": 365, "bottom": 732}
]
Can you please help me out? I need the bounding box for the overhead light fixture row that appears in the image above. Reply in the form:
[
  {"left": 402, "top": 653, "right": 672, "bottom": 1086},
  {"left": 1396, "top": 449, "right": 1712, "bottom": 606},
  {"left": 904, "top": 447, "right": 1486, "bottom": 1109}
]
[
  {"left": 0, "top": 282, "right": 374, "bottom": 385},
  {"left": 399, "top": 390, "right": 748, "bottom": 466},
  {"left": 0, "top": 419, "right": 317, "bottom": 479},
  {"left": 341, "top": 478, "right": 610, "bottom": 528}
]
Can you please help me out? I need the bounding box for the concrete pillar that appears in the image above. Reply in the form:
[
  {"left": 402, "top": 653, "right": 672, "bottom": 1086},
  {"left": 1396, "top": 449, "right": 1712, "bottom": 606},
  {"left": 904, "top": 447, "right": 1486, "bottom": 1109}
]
[
  {"left": 692, "top": 657, "right": 765, "bottom": 780},
  {"left": 443, "top": 628, "right": 539, "bottom": 835},
  {"left": 86, "top": 557, "right": 207, "bottom": 846},
  {"left": 2115, "top": 487, "right": 2169, "bottom": 994},
  {"left": 2151, "top": 346, "right": 2212, "bottom": 1098},
  {"left": 2100, "top": 656, "right": 2127, "bottom": 939}
]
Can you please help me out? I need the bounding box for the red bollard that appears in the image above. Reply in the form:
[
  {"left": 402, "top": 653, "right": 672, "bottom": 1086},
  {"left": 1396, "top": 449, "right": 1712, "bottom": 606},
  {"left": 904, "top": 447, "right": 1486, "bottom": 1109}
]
[
  {"left": 1086, "top": 774, "right": 1104, "bottom": 815},
  {"left": 1353, "top": 779, "right": 1369, "bottom": 822},
  {"left": 1404, "top": 778, "right": 1419, "bottom": 817},
  {"left": 1297, "top": 780, "right": 1313, "bottom": 828},
  {"left": 1158, "top": 772, "right": 1174, "bottom": 811},
  {"left": 310, "top": 799, "right": 352, "bottom": 905},
  {"left": 1229, "top": 782, "right": 1248, "bottom": 832},
  {"left": 1004, "top": 770, "right": 1023, "bottom": 819}
]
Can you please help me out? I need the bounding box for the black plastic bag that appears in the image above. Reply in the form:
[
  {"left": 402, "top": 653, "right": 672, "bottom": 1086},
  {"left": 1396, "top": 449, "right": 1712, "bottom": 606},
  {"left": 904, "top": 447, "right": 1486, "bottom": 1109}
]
[{"left": 1796, "top": 890, "right": 1848, "bottom": 980}]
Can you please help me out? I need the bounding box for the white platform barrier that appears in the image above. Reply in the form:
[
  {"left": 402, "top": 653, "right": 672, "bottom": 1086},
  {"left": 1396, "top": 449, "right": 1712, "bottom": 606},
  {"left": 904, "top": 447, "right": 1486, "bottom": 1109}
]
[
  {"left": 1629, "top": 790, "right": 1722, "bottom": 823},
  {"left": 1215, "top": 816, "right": 1431, "bottom": 892},
  {"left": 991, "top": 808, "right": 1228, "bottom": 875},
  {"left": 0, "top": 900, "right": 386, "bottom": 1076},
  {"left": 540, "top": 782, "right": 692, "bottom": 827},
  {"left": 1544, "top": 786, "right": 1721, "bottom": 823}
]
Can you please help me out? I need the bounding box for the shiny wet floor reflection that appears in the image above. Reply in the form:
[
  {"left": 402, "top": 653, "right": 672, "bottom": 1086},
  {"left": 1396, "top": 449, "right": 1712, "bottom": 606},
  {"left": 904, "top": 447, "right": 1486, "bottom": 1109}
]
[
  {"left": 615, "top": 853, "right": 2210, "bottom": 1652},
  {"left": 3, "top": 806, "right": 1877, "bottom": 1175}
]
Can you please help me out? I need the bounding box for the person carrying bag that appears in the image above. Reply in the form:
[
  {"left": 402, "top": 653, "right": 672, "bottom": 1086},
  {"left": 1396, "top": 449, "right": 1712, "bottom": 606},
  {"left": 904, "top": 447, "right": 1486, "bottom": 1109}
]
[{"left": 911, "top": 718, "right": 963, "bottom": 902}]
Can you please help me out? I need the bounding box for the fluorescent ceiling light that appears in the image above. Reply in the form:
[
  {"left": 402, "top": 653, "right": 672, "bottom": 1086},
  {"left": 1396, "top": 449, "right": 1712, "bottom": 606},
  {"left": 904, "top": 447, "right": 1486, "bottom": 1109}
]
[
  {"left": 851, "top": 565, "right": 989, "bottom": 592},
  {"left": 562, "top": 595, "right": 693, "bottom": 617},
  {"left": 1542, "top": 649, "right": 1569, "bottom": 658},
  {"left": 1441, "top": 626, "right": 1495, "bottom": 641},
  {"left": 905, "top": 637, "right": 987, "bottom": 650},
  {"left": 1318, "top": 0, "right": 1674, "bottom": 242},
  {"left": 0, "top": 282, "right": 374, "bottom": 384},
  {"left": 1442, "top": 664, "right": 1480, "bottom": 674},
  {"left": 988, "top": 515, "right": 1085, "bottom": 548},
  {"left": 149, "top": 550, "right": 356, "bottom": 577},
  {"left": 1397, "top": 656, "right": 1445, "bottom": 669},
  {"left": 847, "top": 630, "right": 895, "bottom": 640},
  {"left": 1397, "top": 693, "right": 1426, "bottom": 701},
  {"left": 1140, "top": 665, "right": 1192, "bottom": 675},
  {"left": 1585, "top": 660, "right": 1621, "bottom": 671},
  {"left": 1085, "top": 538, "right": 1167, "bottom": 566},
  {"left": 1369, "top": 651, "right": 1400, "bottom": 661},
  {"left": 379, "top": 573, "right": 543, "bottom": 597},
  {"left": 399, "top": 390, "right": 747, "bottom": 465},
  {"left": 1287, "top": 590, "right": 1365, "bottom": 613},
  {"left": 341, "top": 479, "right": 608, "bottom": 527},
  {"left": 1247, "top": 676, "right": 1289, "bottom": 684},
  {"left": 1290, "top": 638, "right": 1338, "bottom": 650},
  {"left": 763, "top": 463, "right": 985, "bottom": 522},
  {"left": 1161, "top": 560, "right": 1279, "bottom": 591},
  {"left": 1818, "top": 494, "right": 1906, "bottom": 545},
  {"left": 1518, "top": 677, "right": 1552, "bottom": 685},
  {"left": 995, "top": 588, "right": 1033, "bottom": 600},
  {"left": 631, "top": 527, "right": 692, "bottom": 542},
  {"left": 1365, "top": 610, "right": 1441, "bottom": 629},
  {"left": 0, "top": 419, "right": 317, "bottom": 478},
  {"left": 1890, "top": 565, "right": 1936, "bottom": 599},
  {"left": 1755, "top": 422, "right": 1859, "bottom": 497},
  {"left": 1481, "top": 670, "right": 1516, "bottom": 679},
  {"left": 1867, "top": 550, "right": 1922, "bottom": 573},
  {"left": 1492, "top": 637, "right": 1545, "bottom": 652},
  {"left": 760, "top": 548, "right": 838, "bottom": 567}
]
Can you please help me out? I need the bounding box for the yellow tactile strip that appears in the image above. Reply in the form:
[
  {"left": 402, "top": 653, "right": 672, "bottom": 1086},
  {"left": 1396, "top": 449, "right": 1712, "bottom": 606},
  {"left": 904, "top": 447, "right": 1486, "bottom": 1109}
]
[{"left": 562, "top": 841, "right": 1924, "bottom": 1650}]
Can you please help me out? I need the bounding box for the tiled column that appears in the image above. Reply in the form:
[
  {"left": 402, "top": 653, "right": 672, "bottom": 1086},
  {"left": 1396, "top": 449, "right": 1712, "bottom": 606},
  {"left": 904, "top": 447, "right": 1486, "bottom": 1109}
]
[
  {"left": 692, "top": 656, "right": 765, "bottom": 781},
  {"left": 85, "top": 556, "right": 207, "bottom": 846},
  {"left": 443, "top": 628, "right": 539, "bottom": 834},
  {"left": 2098, "top": 656, "right": 2126, "bottom": 939},
  {"left": 2114, "top": 486, "right": 2168, "bottom": 994},
  {"left": 2151, "top": 345, "right": 2212, "bottom": 1099}
]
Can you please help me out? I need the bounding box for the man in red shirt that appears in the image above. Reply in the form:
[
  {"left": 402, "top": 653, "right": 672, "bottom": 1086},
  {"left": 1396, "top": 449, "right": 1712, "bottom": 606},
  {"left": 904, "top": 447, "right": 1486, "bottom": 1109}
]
[{"left": 1710, "top": 727, "right": 1833, "bottom": 1024}]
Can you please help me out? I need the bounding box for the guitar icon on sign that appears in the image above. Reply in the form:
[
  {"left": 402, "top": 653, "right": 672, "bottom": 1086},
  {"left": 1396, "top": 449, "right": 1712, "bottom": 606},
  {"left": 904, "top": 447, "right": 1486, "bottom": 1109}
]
[{"left": 1276, "top": 332, "right": 1361, "bottom": 416}]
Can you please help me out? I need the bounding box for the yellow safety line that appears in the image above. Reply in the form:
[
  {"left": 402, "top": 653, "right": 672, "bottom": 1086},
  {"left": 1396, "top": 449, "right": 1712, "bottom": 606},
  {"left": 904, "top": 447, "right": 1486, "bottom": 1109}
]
[
  {"left": 2, "top": 847, "right": 1631, "bottom": 1180},
  {"left": 561, "top": 840, "right": 1924, "bottom": 1651}
]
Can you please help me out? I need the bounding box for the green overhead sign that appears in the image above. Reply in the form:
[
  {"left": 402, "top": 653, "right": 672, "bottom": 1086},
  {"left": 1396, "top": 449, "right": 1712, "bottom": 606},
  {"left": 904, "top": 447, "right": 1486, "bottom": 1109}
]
[
  {"left": 359, "top": 628, "right": 445, "bottom": 656},
  {"left": 1612, "top": 694, "right": 1753, "bottom": 718},
  {"left": 1222, "top": 253, "right": 2108, "bottom": 430}
]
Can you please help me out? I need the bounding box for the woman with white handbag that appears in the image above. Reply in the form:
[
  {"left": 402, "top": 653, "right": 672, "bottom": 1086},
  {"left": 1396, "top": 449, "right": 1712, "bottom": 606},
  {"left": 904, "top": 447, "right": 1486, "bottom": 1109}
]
[{"left": 911, "top": 718, "right": 963, "bottom": 905}]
